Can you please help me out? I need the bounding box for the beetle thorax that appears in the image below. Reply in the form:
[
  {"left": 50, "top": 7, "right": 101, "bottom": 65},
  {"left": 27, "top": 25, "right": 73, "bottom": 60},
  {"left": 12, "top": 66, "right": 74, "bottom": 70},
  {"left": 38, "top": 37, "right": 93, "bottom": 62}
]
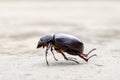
[{"left": 41, "top": 34, "right": 54, "bottom": 43}]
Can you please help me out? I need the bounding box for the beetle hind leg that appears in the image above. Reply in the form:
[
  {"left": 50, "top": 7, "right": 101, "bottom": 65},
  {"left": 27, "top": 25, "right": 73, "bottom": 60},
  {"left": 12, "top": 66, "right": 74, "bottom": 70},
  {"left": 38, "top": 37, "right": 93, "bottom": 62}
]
[
  {"left": 88, "top": 54, "right": 97, "bottom": 60},
  {"left": 82, "top": 48, "right": 97, "bottom": 57},
  {"left": 87, "top": 48, "right": 96, "bottom": 56},
  {"left": 79, "top": 54, "right": 97, "bottom": 62},
  {"left": 79, "top": 55, "right": 88, "bottom": 62},
  {"left": 79, "top": 48, "right": 97, "bottom": 62}
]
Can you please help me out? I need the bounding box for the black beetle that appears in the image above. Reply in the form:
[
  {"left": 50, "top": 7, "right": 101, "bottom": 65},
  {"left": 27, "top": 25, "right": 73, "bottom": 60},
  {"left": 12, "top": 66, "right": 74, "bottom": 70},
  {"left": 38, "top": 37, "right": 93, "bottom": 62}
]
[{"left": 37, "top": 33, "right": 96, "bottom": 66}]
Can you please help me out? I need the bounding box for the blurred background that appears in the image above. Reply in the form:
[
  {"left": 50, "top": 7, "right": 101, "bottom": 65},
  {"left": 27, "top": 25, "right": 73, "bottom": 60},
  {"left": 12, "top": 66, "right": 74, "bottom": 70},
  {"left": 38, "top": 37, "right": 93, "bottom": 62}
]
[
  {"left": 0, "top": 0, "right": 120, "bottom": 80},
  {"left": 0, "top": 0, "right": 119, "bottom": 54}
]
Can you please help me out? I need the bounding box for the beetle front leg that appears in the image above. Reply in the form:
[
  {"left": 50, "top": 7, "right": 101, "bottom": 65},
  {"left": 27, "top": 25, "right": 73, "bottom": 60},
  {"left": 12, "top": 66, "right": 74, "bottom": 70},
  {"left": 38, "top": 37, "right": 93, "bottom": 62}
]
[{"left": 45, "top": 44, "right": 51, "bottom": 66}]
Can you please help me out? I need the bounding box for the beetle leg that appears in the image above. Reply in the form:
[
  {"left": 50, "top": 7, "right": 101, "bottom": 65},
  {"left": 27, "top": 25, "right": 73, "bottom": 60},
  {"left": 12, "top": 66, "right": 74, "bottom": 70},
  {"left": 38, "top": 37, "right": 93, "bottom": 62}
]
[
  {"left": 45, "top": 44, "right": 51, "bottom": 66},
  {"left": 61, "top": 52, "right": 79, "bottom": 64},
  {"left": 79, "top": 53, "right": 97, "bottom": 62},
  {"left": 51, "top": 47, "right": 58, "bottom": 61},
  {"left": 79, "top": 55, "right": 88, "bottom": 62},
  {"left": 82, "top": 48, "right": 97, "bottom": 57},
  {"left": 87, "top": 48, "right": 96, "bottom": 56},
  {"left": 88, "top": 54, "right": 97, "bottom": 60}
]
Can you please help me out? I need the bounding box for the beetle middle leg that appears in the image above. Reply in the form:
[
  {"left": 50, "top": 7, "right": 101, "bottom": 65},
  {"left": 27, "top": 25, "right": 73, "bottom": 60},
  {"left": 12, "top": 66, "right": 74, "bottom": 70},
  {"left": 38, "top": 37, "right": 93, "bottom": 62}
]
[
  {"left": 51, "top": 47, "right": 58, "bottom": 61},
  {"left": 60, "top": 52, "right": 79, "bottom": 64}
]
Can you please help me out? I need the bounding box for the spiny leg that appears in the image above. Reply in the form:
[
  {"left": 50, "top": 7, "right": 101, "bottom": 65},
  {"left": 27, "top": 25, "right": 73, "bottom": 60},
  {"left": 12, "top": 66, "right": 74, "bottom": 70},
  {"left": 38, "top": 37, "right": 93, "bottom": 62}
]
[
  {"left": 45, "top": 44, "right": 51, "bottom": 66},
  {"left": 60, "top": 52, "right": 79, "bottom": 64},
  {"left": 51, "top": 47, "right": 58, "bottom": 61}
]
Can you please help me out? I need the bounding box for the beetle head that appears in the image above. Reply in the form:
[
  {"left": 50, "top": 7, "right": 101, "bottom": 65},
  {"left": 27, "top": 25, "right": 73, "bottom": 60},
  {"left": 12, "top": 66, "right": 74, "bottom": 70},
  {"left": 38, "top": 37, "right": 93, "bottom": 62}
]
[{"left": 37, "top": 34, "right": 53, "bottom": 48}]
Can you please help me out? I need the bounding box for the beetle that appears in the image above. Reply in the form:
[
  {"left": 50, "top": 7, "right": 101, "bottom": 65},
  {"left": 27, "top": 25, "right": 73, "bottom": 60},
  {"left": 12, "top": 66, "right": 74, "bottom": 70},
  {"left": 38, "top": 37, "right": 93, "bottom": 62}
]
[{"left": 37, "top": 33, "right": 96, "bottom": 66}]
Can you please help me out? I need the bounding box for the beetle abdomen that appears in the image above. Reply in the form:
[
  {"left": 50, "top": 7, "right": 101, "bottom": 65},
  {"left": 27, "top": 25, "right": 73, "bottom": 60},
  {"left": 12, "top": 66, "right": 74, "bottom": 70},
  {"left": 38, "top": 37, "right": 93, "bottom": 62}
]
[{"left": 54, "top": 33, "right": 84, "bottom": 55}]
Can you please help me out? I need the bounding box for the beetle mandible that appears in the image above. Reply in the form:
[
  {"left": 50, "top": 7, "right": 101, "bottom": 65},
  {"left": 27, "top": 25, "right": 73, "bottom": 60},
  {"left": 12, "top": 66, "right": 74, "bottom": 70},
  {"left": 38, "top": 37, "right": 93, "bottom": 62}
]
[{"left": 37, "top": 33, "right": 96, "bottom": 66}]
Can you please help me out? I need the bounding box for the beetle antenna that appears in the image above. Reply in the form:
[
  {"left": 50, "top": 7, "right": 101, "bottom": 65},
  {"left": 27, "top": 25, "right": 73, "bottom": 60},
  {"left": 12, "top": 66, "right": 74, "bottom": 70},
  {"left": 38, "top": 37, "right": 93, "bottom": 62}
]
[{"left": 87, "top": 48, "right": 96, "bottom": 56}]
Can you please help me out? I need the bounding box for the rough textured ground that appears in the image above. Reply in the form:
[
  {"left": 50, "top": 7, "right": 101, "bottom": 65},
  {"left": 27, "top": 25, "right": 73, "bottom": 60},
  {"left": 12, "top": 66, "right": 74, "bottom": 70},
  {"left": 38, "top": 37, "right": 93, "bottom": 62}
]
[{"left": 0, "top": 1, "right": 120, "bottom": 80}]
